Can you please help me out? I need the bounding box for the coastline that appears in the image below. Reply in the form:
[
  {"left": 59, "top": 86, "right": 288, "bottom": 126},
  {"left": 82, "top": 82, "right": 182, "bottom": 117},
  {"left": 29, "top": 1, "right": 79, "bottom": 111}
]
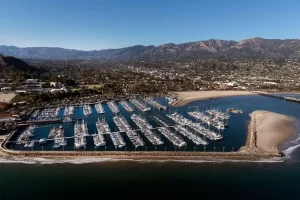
[{"left": 173, "top": 90, "right": 255, "bottom": 107}]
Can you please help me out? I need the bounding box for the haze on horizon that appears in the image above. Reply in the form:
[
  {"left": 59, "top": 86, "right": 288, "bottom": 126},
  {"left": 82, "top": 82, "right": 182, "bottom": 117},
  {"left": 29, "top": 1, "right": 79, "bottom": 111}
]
[{"left": 0, "top": 0, "right": 299, "bottom": 51}]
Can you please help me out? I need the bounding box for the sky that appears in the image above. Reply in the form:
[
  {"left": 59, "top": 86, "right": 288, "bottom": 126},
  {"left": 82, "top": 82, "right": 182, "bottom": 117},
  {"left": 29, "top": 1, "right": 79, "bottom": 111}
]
[{"left": 0, "top": 0, "right": 300, "bottom": 50}]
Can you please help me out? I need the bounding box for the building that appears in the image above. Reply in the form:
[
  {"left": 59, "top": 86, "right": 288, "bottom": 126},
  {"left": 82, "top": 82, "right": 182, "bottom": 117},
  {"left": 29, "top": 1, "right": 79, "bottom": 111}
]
[{"left": 18, "top": 79, "right": 44, "bottom": 93}]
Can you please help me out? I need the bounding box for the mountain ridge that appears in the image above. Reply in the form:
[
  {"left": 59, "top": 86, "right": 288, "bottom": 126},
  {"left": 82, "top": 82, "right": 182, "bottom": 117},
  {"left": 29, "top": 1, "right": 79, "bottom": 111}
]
[{"left": 1, "top": 37, "right": 300, "bottom": 60}]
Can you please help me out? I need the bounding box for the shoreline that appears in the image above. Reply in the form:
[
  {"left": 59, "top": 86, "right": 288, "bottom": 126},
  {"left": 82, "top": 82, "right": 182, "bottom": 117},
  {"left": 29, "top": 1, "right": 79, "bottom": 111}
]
[{"left": 172, "top": 90, "right": 255, "bottom": 107}]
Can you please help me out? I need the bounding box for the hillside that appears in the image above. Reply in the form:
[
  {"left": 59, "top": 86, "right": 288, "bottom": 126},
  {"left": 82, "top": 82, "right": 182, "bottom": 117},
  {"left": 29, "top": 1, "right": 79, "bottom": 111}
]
[
  {"left": 1, "top": 38, "right": 300, "bottom": 60},
  {"left": 0, "top": 54, "right": 38, "bottom": 79}
]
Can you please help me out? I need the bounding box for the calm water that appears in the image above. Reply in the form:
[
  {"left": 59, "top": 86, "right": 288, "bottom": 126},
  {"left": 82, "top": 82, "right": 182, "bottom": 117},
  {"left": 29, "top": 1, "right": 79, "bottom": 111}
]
[{"left": 2, "top": 95, "right": 300, "bottom": 199}]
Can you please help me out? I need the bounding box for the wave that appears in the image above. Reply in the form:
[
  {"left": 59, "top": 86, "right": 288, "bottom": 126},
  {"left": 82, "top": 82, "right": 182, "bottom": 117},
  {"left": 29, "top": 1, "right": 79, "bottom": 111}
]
[
  {"left": 0, "top": 156, "right": 283, "bottom": 165},
  {"left": 280, "top": 119, "right": 300, "bottom": 159},
  {"left": 282, "top": 144, "right": 300, "bottom": 159}
]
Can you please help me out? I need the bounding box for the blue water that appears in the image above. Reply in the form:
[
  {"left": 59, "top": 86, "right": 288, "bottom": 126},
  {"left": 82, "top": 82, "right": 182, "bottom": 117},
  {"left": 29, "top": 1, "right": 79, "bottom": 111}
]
[{"left": 2, "top": 95, "right": 300, "bottom": 199}]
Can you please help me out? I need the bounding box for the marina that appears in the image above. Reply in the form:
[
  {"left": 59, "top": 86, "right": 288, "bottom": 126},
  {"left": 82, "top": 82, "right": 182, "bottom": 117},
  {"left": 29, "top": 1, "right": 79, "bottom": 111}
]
[
  {"left": 130, "top": 99, "right": 151, "bottom": 112},
  {"left": 114, "top": 116, "right": 144, "bottom": 148},
  {"left": 49, "top": 126, "right": 66, "bottom": 148},
  {"left": 167, "top": 112, "right": 223, "bottom": 140},
  {"left": 131, "top": 114, "right": 164, "bottom": 146},
  {"left": 157, "top": 127, "right": 187, "bottom": 148},
  {"left": 64, "top": 105, "right": 74, "bottom": 116},
  {"left": 95, "top": 103, "right": 105, "bottom": 114},
  {"left": 93, "top": 118, "right": 107, "bottom": 147},
  {"left": 37, "top": 107, "right": 61, "bottom": 120},
  {"left": 83, "top": 104, "right": 92, "bottom": 116},
  {"left": 188, "top": 108, "right": 229, "bottom": 130},
  {"left": 144, "top": 98, "right": 167, "bottom": 110},
  {"left": 119, "top": 100, "right": 134, "bottom": 112},
  {"left": 107, "top": 101, "right": 120, "bottom": 114},
  {"left": 74, "top": 120, "right": 88, "bottom": 148},
  {"left": 7, "top": 95, "right": 299, "bottom": 153},
  {"left": 17, "top": 124, "right": 35, "bottom": 144}
]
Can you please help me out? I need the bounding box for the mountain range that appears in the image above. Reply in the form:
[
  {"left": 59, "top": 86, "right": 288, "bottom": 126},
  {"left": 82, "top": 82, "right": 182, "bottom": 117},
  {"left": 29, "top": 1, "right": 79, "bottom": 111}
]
[{"left": 1, "top": 37, "right": 300, "bottom": 60}]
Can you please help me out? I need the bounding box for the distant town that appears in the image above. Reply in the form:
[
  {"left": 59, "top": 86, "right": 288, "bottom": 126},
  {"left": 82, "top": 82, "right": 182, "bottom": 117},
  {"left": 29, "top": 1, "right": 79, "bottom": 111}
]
[{"left": 1, "top": 55, "right": 300, "bottom": 134}]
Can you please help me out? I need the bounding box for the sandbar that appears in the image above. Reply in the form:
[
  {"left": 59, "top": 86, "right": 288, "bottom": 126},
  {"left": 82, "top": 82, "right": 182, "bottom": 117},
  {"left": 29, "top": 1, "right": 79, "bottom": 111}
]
[
  {"left": 173, "top": 90, "right": 254, "bottom": 106},
  {"left": 239, "top": 110, "right": 296, "bottom": 154}
]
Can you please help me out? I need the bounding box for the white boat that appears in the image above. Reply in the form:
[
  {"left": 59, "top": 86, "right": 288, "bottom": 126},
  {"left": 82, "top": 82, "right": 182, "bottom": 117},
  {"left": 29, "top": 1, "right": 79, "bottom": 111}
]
[
  {"left": 63, "top": 116, "right": 72, "bottom": 123},
  {"left": 74, "top": 140, "right": 86, "bottom": 148},
  {"left": 53, "top": 142, "right": 60, "bottom": 148},
  {"left": 39, "top": 138, "right": 47, "bottom": 144},
  {"left": 143, "top": 108, "right": 151, "bottom": 112},
  {"left": 60, "top": 138, "right": 67, "bottom": 146}
]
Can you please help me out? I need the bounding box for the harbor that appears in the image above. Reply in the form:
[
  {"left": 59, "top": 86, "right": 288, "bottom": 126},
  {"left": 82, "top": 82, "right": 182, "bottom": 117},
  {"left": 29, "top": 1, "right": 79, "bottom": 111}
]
[{"left": 2, "top": 95, "right": 298, "bottom": 156}]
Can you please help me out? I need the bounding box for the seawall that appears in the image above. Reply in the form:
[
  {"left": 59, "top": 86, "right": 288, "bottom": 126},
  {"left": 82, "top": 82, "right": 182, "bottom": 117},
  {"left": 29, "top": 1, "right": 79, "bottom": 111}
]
[{"left": 0, "top": 131, "right": 281, "bottom": 159}]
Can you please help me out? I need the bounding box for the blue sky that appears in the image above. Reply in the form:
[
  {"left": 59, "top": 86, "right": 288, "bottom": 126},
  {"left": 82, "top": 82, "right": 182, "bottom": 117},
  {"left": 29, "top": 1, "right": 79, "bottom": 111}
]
[{"left": 0, "top": 0, "right": 299, "bottom": 50}]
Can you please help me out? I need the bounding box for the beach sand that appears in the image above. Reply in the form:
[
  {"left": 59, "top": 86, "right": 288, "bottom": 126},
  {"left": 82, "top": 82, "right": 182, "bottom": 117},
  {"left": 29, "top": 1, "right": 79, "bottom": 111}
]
[
  {"left": 240, "top": 110, "right": 296, "bottom": 154},
  {"left": 174, "top": 90, "right": 254, "bottom": 106},
  {"left": 0, "top": 93, "right": 16, "bottom": 103},
  {"left": 254, "top": 111, "right": 295, "bottom": 153}
]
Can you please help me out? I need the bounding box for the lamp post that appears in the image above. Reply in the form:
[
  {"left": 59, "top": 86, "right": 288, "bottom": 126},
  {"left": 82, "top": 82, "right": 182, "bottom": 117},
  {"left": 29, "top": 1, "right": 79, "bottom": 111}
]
[
  {"left": 214, "top": 147, "right": 216, "bottom": 152},
  {"left": 232, "top": 147, "right": 234, "bottom": 152},
  {"left": 194, "top": 147, "right": 196, "bottom": 152},
  {"left": 223, "top": 147, "right": 225, "bottom": 152},
  {"left": 155, "top": 146, "right": 157, "bottom": 152}
]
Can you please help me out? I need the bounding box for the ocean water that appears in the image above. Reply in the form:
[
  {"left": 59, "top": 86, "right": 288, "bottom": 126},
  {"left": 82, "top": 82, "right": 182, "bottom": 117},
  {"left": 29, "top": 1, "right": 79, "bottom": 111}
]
[{"left": 1, "top": 95, "right": 300, "bottom": 199}]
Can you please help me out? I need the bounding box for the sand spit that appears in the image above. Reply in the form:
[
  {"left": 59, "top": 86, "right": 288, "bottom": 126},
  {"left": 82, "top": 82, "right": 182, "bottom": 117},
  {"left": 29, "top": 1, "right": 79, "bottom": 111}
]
[
  {"left": 239, "top": 110, "right": 295, "bottom": 154},
  {"left": 173, "top": 91, "right": 254, "bottom": 106}
]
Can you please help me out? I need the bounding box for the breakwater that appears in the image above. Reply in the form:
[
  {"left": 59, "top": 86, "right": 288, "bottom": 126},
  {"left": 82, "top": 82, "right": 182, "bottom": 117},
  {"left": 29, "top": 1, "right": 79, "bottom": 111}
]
[
  {"left": 0, "top": 131, "right": 281, "bottom": 158},
  {"left": 254, "top": 91, "right": 300, "bottom": 104},
  {"left": 253, "top": 92, "right": 284, "bottom": 100}
]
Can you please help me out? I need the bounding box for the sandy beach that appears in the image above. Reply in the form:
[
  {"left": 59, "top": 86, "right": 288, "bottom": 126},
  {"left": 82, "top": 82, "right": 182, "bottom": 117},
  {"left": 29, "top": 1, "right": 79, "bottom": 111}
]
[
  {"left": 239, "top": 110, "right": 296, "bottom": 154},
  {"left": 0, "top": 93, "right": 16, "bottom": 103},
  {"left": 174, "top": 90, "right": 254, "bottom": 106}
]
